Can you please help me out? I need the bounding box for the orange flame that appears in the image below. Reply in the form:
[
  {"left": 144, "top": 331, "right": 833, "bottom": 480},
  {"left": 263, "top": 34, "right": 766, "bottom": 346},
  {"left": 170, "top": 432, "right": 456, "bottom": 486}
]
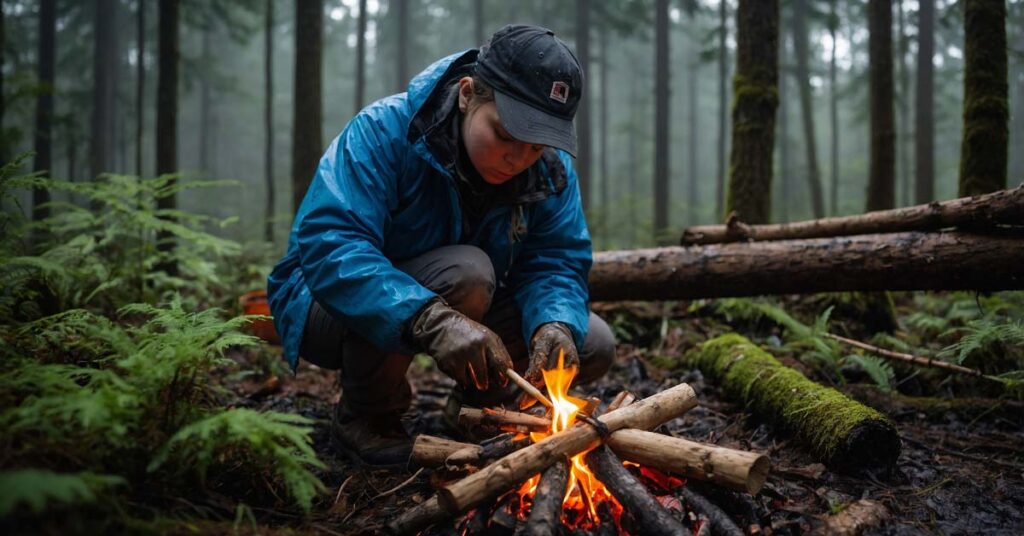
[{"left": 517, "top": 349, "right": 623, "bottom": 528}]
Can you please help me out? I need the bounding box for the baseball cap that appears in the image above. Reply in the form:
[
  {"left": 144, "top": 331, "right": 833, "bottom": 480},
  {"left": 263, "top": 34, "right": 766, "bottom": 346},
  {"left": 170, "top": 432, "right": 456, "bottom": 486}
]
[{"left": 474, "top": 25, "right": 583, "bottom": 156}]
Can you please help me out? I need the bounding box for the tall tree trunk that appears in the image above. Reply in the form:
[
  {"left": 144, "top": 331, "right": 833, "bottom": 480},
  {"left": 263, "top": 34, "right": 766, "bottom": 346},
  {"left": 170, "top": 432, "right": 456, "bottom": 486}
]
[
  {"left": 791, "top": 0, "right": 825, "bottom": 218},
  {"left": 654, "top": 0, "right": 669, "bottom": 240},
  {"left": 354, "top": 0, "right": 366, "bottom": 113},
  {"left": 576, "top": 0, "right": 592, "bottom": 212},
  {"left": 264, "top": 0, "right": 274, "bottom": 243},
  {"left": 915, "top": 0, "right": 934, "bottom": 203},
  {"left": 1012, "top": 22, "right": 1024, "bottom": 183},
  {"left": 32, "top": 0, "right": 56, "bottom": 222},
  {"left": 156, "top": 0, "right": 179, "bottom": 274},
  {"left": 727, "top": 0, "right": 779, "bottom": 224},
  {"left": 779, "top": 30, "right": 790, "bottom": 223},
  {"left": 829, "top": 0, "right": 839, "bottom": 214},
  {"left": 628, "top": 61, "right": 638, "bottom": 245},
  {"left": 395, "top": 0, "right": 408, "bottom": 92},
  {"left": 716, "top": 0, "right": 728, "bottom": 221},
  {"left": 292, "top": 0, "right": 322, "bottom": 213},
  {"left": 199, "top": 26, "right": 212, "bottom": 175},
  {"left": 687, "top": 41, "right": 698, "bottom": 226},
  {"left": 474, "top": 0, "right": 483, "bottom": 47},
  {"left": 896, "top": 1, "right": 911, "bottom": 206},
  {"left": 958, "top": 0, "right": 1008, "bottom": 197},
  {"left": 599, "top": 30, "right": 609, "bottom": 245},
  {"left": 136, "top": 0, "right": 145, "bottom": 177},
  {"left": 867, "top": 0, "right": 895, "bottom": 212},
  {"left": 92, "top": 0, "right": 116, "bottom": 182},
  {"left": 0, "top": 5, "right": 5, "bottom": 162}
]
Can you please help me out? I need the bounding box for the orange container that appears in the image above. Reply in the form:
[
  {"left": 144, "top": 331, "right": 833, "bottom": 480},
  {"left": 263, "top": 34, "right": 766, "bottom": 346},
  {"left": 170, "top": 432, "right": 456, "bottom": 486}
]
[{"left": 239, "top": 289, "right": 281, "bottom": 345}]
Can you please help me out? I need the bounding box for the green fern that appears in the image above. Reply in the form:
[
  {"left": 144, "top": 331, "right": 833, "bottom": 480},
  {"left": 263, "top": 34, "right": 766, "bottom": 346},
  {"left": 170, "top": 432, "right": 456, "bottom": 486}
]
[
  {"left": 847, "top": 355, "right": 896, "bottom": 392},
  {"left": 0, "top": 469, "right": 126, "bottom": 517},
  {"left": 148, "top": 409, "right": 327, "bottom": 513},
  {"left": 939, "top": 319, "right": 1024, "bottom": 365}
]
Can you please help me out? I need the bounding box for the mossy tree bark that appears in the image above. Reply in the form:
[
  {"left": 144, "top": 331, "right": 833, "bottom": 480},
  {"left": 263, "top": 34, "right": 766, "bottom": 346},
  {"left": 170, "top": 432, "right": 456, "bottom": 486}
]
[
  {"left": 291, "top": 0, "right": 322, "bottom": 213},
  {"left": 959, "top": 0, "right": 1008, "bottom": 197},
  {"left": 682, "top": 334, "right": 900, "bottom": 471},
  {"left": 727, "top": 0, "right": 778, "bottom": 224},
  {"left": 867, "top": 0, "right": 895, "bottom": 212}
]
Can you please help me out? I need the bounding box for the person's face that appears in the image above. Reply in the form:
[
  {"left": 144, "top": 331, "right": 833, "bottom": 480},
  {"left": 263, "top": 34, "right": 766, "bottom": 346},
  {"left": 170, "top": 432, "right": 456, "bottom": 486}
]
[{"left": 459, "top": 78, "right": 545, "bottom": 185}]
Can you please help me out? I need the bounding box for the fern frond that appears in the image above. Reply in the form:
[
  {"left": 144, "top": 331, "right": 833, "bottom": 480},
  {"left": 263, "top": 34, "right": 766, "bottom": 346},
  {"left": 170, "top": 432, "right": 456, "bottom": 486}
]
[
  {"left": 847, "top": 354, "right": 896, "bottom": 392},
  {"left": 0, "top": 469, "right": 126, "bottom": 517}
]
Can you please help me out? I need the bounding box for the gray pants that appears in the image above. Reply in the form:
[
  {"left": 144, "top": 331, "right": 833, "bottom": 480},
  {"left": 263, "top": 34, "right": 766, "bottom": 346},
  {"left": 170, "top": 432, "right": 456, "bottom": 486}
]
[{"left": 300, "top": 245, "right": 616, "bottom": 415}]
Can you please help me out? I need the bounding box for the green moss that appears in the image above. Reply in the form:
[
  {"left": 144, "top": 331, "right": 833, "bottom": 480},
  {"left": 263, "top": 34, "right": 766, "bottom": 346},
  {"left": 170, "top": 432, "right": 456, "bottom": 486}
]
[{"left": 683, "top": 334, "right": 900, "bottom": 470}]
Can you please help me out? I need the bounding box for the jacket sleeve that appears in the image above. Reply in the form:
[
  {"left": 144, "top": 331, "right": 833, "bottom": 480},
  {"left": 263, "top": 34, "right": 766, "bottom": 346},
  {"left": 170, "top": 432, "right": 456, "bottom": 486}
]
[
  {"left": 294, "top": 104, "right": 436, "bottom": 353},
  {"left": 509, "top": 152, "right": 593, "bottom": 349}
]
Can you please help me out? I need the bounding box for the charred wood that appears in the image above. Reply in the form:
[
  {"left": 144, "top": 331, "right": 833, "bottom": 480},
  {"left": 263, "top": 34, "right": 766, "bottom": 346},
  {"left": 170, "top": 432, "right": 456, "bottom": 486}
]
[
  {"left": 519, "top": 459, "right": 569, "bottom": 536},
  {"left": 679, "top": 487, "right": 744, "bottom": 536},
  {"left": 584, "top": 445, "right": 688, "bottom": 536}
]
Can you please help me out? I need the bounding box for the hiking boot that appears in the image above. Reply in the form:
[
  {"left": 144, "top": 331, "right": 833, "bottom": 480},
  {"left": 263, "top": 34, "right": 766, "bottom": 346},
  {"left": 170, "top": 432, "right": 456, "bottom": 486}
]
[{"left": 330, "top": 401, "right": 413, "bottom": 467}]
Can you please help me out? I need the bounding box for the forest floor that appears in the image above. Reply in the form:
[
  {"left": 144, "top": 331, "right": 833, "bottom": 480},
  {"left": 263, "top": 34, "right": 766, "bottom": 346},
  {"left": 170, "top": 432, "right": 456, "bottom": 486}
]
[{"left": 224, "top": 294, "right": 1024, "bottom": 536}]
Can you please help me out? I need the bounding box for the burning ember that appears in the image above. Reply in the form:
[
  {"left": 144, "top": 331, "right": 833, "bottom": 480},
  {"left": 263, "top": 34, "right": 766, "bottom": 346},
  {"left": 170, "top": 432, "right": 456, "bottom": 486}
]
[{"left": 514, "top": 350, "right": 625, "bottom": 529}]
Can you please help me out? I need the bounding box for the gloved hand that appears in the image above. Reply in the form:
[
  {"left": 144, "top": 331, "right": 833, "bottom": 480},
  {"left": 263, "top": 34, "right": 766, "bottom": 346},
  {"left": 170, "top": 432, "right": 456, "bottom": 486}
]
[
  {"left": 524, "top": 322, "right": 579, "bottom": 387},
  {"left": 409, "top": 299, "right": 513, "bottom": 390}
]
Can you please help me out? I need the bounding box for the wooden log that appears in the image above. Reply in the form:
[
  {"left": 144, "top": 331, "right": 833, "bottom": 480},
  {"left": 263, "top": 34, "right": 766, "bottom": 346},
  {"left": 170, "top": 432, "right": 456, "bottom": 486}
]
[
  {"left": 682, "top": 334, "right": 900, "bottom": 471},
  {"left": 812, "top": 499, "right": 890, "bottom": 535},
  {"left": 519, "top": 459, "right": 569, "bottom": 536},
  {"left": 385, "top": 496, "right": 447, "bottom": 536},
  {"left": 607, "top": 429, "right": 769, "bottom": 494},
  {"left": 411, "top": 433, "right": 531, "bottom": 470},
  {"left": 679, "top": 487, "right": 744, "bottom": 536},
  {"left": 590, "top": 231, "right": 1024, "bottom": 301},
  {"left": 584, "top": 445, "right": 689, "bottom": 536},
  {"left": 680, "top": 185, "right": 1024, "bottom": 245},
  {"left": 458, "top": 407, "right": 550, "bottom": 433},
  {"left": 411, "top": 435, "right": 477, "bottom": 468},
  {"left": 437, "top": 383, "right": 697, "bottom": 517}
]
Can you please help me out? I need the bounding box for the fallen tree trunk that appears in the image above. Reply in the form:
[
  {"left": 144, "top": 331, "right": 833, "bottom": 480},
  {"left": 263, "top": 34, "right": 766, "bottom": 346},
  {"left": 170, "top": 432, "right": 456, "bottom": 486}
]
[
  {"left": 520, "top": 460, "right": 569, "bottom": 536},
  {"left": 590, "top": 231, "right": 1024, "bottom": 301},
  {"left": 681, "top": 334, "right": 900, "bottom": 471},
  {"left": 606, "top": 429, "right": 769, "bottom": 494},
  {"left": 584, "top": 445, "right": 689, "bottom": 536},
  {"left": 680, "top": 185, "right": 1024, "bottom": 245}
]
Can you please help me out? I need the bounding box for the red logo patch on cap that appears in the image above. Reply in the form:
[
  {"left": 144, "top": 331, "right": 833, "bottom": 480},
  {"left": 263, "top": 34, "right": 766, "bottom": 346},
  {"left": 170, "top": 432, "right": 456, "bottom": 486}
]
[{"left": 549, "top": 81, "right": 569, "bottom": 104}]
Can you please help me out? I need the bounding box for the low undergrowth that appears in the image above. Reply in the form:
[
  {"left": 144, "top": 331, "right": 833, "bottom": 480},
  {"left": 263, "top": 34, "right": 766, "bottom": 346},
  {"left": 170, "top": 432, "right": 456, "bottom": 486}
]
[{"left": 0, "top": 157, "right": 322, "bottom": 532}]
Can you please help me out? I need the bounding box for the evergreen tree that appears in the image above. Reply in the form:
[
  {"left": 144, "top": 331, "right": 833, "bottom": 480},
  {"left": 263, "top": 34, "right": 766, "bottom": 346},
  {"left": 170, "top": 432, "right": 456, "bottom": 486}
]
[
  {"left": 915, "top": 0, "right": 935, "bottom": 203},
  {"left": 156, "top": 0, "right": 180, "bottom": 274},
  {"left": 727, "top": 0, "right": 779, "bottom": 224},
  {"left": 33, "top": 0, "right": 56, "bottom": 222},
  {"left": 653, "top": 0, "right": 669, "bottom": 240},
  {"left": 867, "top": 0, "right": 895, "bottom": 211},
  {"left": 791, "top": 0, "right": 824, "bottom": 218},
  {"left": 292, "top": 0, "right": 322, "bottom": 213},
  {"left": 264, "top": 0, "right": 274, "bottom": 243}
]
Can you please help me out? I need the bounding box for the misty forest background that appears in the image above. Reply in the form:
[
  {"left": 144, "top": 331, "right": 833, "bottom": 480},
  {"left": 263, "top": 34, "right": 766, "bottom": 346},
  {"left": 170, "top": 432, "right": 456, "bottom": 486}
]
[{"left": 5, "top": 0, "right": 1023, "bottom": 252}]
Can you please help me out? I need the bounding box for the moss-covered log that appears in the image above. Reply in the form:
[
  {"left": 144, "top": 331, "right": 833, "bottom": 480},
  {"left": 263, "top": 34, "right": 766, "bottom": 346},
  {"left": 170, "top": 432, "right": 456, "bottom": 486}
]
[{"left": 682, "top": 334, "right": 900, "bottom": 471}]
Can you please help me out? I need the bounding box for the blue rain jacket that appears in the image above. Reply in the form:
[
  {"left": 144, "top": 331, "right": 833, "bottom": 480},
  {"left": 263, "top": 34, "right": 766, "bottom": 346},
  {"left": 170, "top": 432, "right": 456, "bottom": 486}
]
[{"left": 267, "top": 50, "right": 592, "bottom": 369}]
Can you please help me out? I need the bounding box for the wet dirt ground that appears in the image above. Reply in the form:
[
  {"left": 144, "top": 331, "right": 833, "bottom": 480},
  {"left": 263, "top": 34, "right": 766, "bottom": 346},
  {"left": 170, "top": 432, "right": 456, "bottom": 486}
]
[{"left": 238, "top": 303, "right": 1024, "bottom": 535}]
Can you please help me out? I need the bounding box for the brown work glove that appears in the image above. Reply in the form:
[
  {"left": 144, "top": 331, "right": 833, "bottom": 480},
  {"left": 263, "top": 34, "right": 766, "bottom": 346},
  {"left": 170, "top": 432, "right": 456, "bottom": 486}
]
[
  {"left": 524, "top": 322, "right": 579, "bottom": 387},
  {"left": 409, "top": 299, "right": 512, "bottom": 390}
]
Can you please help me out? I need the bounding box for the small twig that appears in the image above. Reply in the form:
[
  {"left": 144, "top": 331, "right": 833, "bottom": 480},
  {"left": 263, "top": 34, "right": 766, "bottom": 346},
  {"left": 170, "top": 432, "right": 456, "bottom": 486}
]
[
  {"left": 333, "top": 475, "right": 354, "bottom": 507},
  {"left": 824, "top": 332, "right": 995, "bottom": 380},
  {"left": 370, "top": 467, "right": 425, "bottom": 501}
]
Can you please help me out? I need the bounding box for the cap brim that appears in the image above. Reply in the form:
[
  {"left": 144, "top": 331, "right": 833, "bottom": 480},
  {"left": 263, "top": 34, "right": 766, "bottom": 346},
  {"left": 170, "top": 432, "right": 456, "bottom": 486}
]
[{"left": 493, "top": 90, "right": 578, "bottom": 157}]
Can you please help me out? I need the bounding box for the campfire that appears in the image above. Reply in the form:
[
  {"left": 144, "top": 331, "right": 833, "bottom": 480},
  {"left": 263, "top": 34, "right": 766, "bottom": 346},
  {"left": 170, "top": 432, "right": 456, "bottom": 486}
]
[{"left": 388, "top": 353, "right": 771, "bottom": 535}]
